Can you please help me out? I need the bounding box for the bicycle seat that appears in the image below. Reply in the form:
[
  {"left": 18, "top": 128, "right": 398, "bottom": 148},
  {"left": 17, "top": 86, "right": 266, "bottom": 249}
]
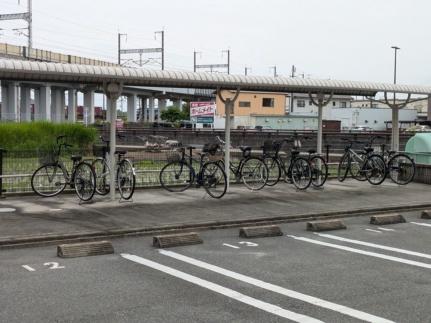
[
  {"left": 308, "top": 149, "right": 316, "bottom": 154},
  {"left": 389, "top": 150, "right": 397, "bottom": 155},
  {"left": 364, "top": 147, "right": 374, "bottom": 153},
  {"left": 291, "top": 150, "right": 300, "bottom": 156},
  {"left": 71, "top": 155, "right": 82, "bottom": 162},
  {"left": 239, "top": 146, "right": 251, "bottom": 152},
  {"left": 115, "top": 150, "right": 127, "bottom": 155}
]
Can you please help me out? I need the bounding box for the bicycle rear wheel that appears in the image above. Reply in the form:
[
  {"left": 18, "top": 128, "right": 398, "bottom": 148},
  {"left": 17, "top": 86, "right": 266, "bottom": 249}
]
[
  {"left": 388, "top": 153, "right": 415, "bottom": 185},
  {"left": 74, "top": 161, "right": 96, "bottom": 201},
  {"left": 337, "top": 153, "right": 350, "bottom": 182},
  {"left": 117, "top": 159, "right": 136, "bottom": 200},
  {"left": 92, "top": 158, "right": 110, "bottom": 195},
  {"left": 241, "top": 157, "right": 268, "bottom": 190},
  {"left": 31, "top": 163, "right": 67, "bottom": 197},
  {"left": 159, "top": 161, "right": 194, "bottom": 192},
  {"left": 263, "top": 157, "right": 281, "bottom": 186},
  {"left": 291, "top": 157, "right": 312, "bottom": 190},
  {"left": 310, "top": 155, "right": 328, "bottom": 187},
  {"left": 202, "top": 162, "right": 227, "bottom": 198},
  {"left": 364, "top": 154, "right": 386, "bottom": 185}
]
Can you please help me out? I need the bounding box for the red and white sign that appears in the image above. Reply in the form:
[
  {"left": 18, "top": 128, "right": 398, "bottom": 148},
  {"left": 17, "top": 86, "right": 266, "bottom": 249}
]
[{"left": 190, "top": 102, "right": 216, "bottom": 117}]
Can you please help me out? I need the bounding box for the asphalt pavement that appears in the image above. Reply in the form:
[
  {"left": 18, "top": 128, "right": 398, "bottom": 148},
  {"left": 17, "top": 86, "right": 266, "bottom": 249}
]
[{"left": 0, "top": 179, "right": 430, "bottom": 247}]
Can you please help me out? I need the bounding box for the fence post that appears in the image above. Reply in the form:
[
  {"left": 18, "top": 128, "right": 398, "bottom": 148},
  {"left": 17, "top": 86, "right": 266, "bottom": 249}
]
[
  {"left": 0, "top": 148, "right": 5, "bottom": 198},
  {"left": 325, "top": 144, "right": 331, "bottom": 163}
]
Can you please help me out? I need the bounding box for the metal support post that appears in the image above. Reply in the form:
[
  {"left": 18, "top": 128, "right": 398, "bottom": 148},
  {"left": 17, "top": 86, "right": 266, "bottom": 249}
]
[
  {"left": 427, "top": 95, "right": 431, "bottom": 121},
  {"left": 391, "top": 107, "right": 399, "bottom": 152},
  {"left": 217, "top": 88, "right": 240, "bottom": 192},
  {"left": 0, "top": 148, "right": 4, "bottom": 198}
]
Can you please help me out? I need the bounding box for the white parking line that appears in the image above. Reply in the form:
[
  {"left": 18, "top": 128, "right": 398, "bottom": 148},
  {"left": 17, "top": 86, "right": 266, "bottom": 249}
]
[
  {"left": 223, "top": 243, "right": 240, "bottom": 249},
  {"left": 160, "top": 250, "right": 395, "bottom": 323},
  {"left": 365, "top": 229, "right": 382, "bottom": 233},
  {"left": 316, "top": 233, "right": 431, "bottom": 260},
  {"left": 377, "top": 227, "right": 395, "bottom": 232},
  {"left": 22, "top": 265, "right": 35, "bottom": 272},
  {"left": 410, "top": 222, "right": 431, "bottom": 228},
  {"left": 121, "top": 253, "right": 323, "bottom": 323},
  {"left": 287, "top": 235, "right": 431, "bottom": 270}
]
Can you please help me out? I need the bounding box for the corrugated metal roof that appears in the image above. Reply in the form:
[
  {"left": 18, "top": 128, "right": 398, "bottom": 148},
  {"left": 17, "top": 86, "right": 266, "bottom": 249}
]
[{"left": 0, "top": 58, "right": 430, "bottom": 96}]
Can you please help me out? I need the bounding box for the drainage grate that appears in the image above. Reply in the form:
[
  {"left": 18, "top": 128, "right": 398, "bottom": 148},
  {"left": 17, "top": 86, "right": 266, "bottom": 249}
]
[
  {"left": 57, "top": 241, "right": 114, "bottom": 258},
  {"left": 153, "top": 232, "right": 203, "bottom": 248},
  {"left": 370, "top": 214, "right": 406, "bottom": 225},
  {"left": 307, "top": 219, "right": 347, "bottom": 232},
  {"left": 239, "top": 225, "right": 283, "bottom": 238}
]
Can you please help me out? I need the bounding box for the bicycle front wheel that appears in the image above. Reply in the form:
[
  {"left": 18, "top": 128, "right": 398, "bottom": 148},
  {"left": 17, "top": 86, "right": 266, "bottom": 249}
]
[
  {"left": 291, "top": 157, "right": 312, "bottom": 190},
  {"left": 388, "top": 153, "right": 415, "bottom": 185},
  {"left": 117, "top": 159, "right": 136, "bottom": 200},
  {"left": 310, "top": 155, "right": 328, "bottom": 187},
  {"left": 92, "top": 158, "right": 110, "bottom": 195},
  {"left": 31, "top": 163, "right": 67, "bottom": 197},
  {"left": 364, "top": 154, "right": 386, "bottom": 186},
  {"left": 263, "top": 157, "right": 281, "bottom": 186},
  {"left": 74, "top": 162, "right": 96, "bottom": 201},
  {"left": 159, "top": 161, "right": 194, "bottom": 192},
  {"left": 337, "top": 153, "right": 349, "bottom": 182},
  {"left": 240, "top": 157, "right": 268, "bottom": 191},
  {"left": 202, "top": 162, "right": 227, "bottom": 199}
]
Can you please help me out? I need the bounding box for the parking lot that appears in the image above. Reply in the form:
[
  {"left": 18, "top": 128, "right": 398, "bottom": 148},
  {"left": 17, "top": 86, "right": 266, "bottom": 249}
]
[{"left": 2, "top": 211, "right": 431, "bottom": 322}]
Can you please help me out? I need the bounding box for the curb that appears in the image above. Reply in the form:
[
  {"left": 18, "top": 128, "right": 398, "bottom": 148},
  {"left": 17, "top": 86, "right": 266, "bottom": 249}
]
[{"left": 1, "top": 202, "right": 430, "bottom": 249}]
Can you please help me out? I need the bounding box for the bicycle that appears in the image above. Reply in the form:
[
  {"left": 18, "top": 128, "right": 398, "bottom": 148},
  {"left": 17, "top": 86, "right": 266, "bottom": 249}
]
[
  {"left": 261, "top": 138, "right": 313, "bottom": 190},
  {"left": 215, "top": 136, "right": 269, "bottom": 191},
  {"left": 91, "top": 136, "right": 136, "bottom": 200},
  {"left": 337, "top": 138, "right": 386, "bottom": 185},
  {"left": 366, "top": 136, "right": 416, "bottom": 185},
  {"left": 159, "top": 144, "right": 227, "bottom": 199},
  {"left": 31, "top": 135, "right": 96, "bottom": 201}
]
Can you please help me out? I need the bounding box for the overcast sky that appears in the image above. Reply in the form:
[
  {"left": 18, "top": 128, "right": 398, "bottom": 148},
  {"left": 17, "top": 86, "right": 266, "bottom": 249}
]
[{"left": 1, "top": 0, "right": 431, "bottom": 86}]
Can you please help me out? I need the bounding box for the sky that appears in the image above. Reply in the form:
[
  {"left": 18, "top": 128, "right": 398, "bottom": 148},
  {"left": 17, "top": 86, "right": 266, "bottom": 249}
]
[{"left": 1, "top": 0, "right": 430, "bottom": 87}]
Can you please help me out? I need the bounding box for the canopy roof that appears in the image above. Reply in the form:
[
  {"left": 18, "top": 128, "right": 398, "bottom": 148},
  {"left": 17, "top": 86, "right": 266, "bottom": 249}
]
[{"left": 1, "top": 59, "right": 431, "bottom": 96}]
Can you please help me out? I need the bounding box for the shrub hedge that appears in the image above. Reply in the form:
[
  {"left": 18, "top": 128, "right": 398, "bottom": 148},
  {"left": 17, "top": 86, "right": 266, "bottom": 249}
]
[{"left": 0, "top": 122, "right": 98, "bottom": 151}]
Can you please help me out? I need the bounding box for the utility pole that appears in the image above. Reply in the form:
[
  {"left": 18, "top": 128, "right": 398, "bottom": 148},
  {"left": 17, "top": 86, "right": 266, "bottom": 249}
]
[
  {"left": 270, "top": 66, "right": 277, "bottom": 77},
  {"left": 194, "top": 50, "right": 230, "bottom": 74},
  {"left": 244, "top": 66, "right": 251, "bottom": 76},
  {"left": 0, "top": 0, "right": 32, "bottom": 58},
  {"left": 118, "top": 30, "right": 164, "bottom": 68},
  {"left": 291, "top": 65, "right": 296, "bottom": 78},
  {"left": 391, "top": 46, "right": 400, "bottom": 103}
]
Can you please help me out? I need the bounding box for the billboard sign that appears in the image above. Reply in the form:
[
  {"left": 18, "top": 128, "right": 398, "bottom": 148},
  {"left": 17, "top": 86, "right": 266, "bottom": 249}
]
[
  {"left": 190, "top": 101, "right": 216, "bottom": 117},
  {"left": 196, "top": 116, "right": 214, "bottom": 124}
]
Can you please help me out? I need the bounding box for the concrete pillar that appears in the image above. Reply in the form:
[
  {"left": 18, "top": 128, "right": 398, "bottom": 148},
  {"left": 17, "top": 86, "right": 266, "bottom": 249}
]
[
  {"left": 51, "top": 89, "right": 64, "bottom": 123},
  {"left": 20, "top": 86, "right": 32, "bottom": 122},
  {"left": 38, "top": 86, "right": 51, "bottom": 121},
  {"left": 391, "top": 107, "right": 399, "bottom": 152},
  {"left": 158, "top": 98, "right": 167, "bottom": 112},
  {"left": 1, "top": 84, "right": 8, "bottom": 121},
  {"left": 173, "top": 98, "right": 183, "bottom": 111},
  {"left": 149, "top": 97, "right": 155, "bottom": 122},
  {"left": 84, "top": 91, "right": 95, "bottom": 124},
  {"left": 60, "top": 91, "right": 66, "bottom": 122},
  {"left": 67, "top": 89, "right": 77, "bottom": 123},
  {"left": 33, "top": 88, "right": 40, "bottom": 121},
  {"left": 127, "top": 94, "right": 137, "bottom": 123},
  {"left": 141, "top": 97, "right": 148, "bottom": 122},
  {"left": 7, "top": 82, "right": 18, "bottom": 121},
  {"left": 427, "top": 95, "right": 431, "bottom": 121}
]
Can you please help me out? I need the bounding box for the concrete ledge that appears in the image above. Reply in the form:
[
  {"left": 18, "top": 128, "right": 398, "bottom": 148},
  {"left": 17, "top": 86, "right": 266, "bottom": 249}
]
[
  {"left": 57, "top": 241, "right": 114, "bottom": 258},
  {"left": 421, "top": 210, "right": 431, "bottom": 219},
  {"left": 153, "top": 232, "right": 203, "bottom": 248},
  {"left": 239, "top": 225, "right": 283, "bottom": 238},
  {"left": 307, "top": 219, "right": 347, "bottom": 232},
  {"left": 370, "top": 213, "right": 406, "bottom": 225}
]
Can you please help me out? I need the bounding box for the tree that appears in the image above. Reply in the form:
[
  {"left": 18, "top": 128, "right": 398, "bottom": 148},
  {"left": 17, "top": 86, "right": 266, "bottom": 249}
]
[{"left": 160, "top": 106, "right": 189, "bottom": 123}]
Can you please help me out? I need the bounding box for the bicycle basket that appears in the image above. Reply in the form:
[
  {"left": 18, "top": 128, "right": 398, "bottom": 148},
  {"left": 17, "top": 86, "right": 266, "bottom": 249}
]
[
  {"left": 92, "top": 144, "right": 107, "bottom": 158},
  {"left": 263, "top": 140, "right": 280, "bottom": 156},
  {"left": 206, "top": 151, "right": 224, "bottom": 162},
  {"left": 166, "top": 148, "right": 182, "bottom": 162},
  {"left": 202, "top": 143, "right": 220, "bottom": 155},
  {"left": 38, "top": 149, "right": 57, "bottom": 164}
]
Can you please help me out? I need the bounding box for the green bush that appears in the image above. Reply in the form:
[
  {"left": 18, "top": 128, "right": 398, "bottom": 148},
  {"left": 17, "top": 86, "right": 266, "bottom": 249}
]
[{"left": 0, "top": 122, "right": 98, "bottom": 151}]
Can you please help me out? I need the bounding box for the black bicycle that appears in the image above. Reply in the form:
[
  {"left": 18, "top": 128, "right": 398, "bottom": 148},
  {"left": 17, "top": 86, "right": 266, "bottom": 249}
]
[
  {"left": 262, "top": 139, "right": 312, "bottom": 190},
  {"left": 159, "top": 144, "right": 227, "bottom": 199},
  {"left": 215, "top": 136, "right": 268, "bottom": 191},
  {"left": 337, "top": 138, "right": 386, "bottom": 185},
  {"left": 91, "top": 136, "right": 136, "bottom": 200},
  {"left": 366, "top": 136, "right": 416, "bottom": 185},
  {"left": 31, "top": 135, "right": 96, "bottom": 201}
]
